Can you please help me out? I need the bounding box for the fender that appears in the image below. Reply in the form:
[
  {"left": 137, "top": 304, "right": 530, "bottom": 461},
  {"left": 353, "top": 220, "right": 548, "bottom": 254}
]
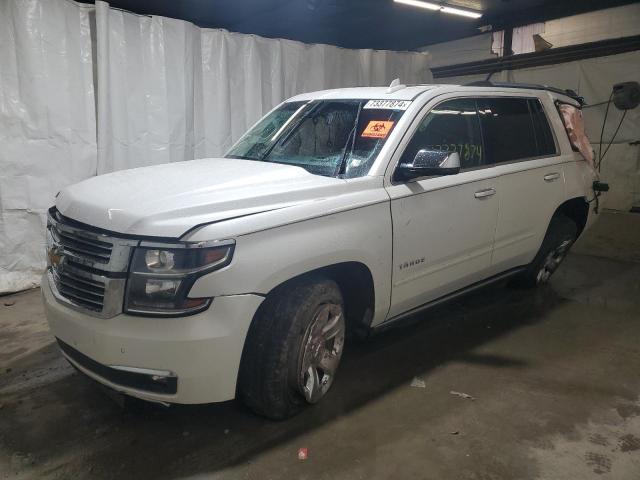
[{"left": 188, "top": 200, "right": 394, "bottom": 326}]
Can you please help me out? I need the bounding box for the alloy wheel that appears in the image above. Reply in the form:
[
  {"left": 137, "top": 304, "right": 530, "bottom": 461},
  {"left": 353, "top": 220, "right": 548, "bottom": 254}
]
[
  {"left": 537, "top": 239, "right": 573, "bottom": 284},
  {"left": 298, "top": 303, "right": 345, "bottom": 404}
]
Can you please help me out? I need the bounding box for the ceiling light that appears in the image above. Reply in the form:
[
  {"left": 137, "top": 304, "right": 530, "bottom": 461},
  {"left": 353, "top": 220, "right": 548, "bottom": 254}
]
[
  {"left": 394, "top": 0, "right": 482, "bottom": 19},
  {"left": 441, "top": 6, "right": 482, "bottom": 19},
  {"left": 394, "top": 0, "right": 440, "bottom": 11}
]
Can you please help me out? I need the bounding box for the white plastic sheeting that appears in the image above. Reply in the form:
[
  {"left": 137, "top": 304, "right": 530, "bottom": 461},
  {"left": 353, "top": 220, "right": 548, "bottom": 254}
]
[
  {"left": 94, "top": 1, "right": 432, "bottom": 173},
  {"left": 511, "top": 23, "right": 545, "bottom": 55},
  {"left": 0, "top": 0, "right": 97, "bottom": 293},
  {"left": 0, "top": 0, "right": 432, "bottom": 293},
  {"left": 420, "top": 33, "right": 495, "bottom": 67}
]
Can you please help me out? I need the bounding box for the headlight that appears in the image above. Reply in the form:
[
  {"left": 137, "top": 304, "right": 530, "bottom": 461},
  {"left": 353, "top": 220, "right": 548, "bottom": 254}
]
[{"left": 124, "top": 240, "right": 234, "bottom": 316}]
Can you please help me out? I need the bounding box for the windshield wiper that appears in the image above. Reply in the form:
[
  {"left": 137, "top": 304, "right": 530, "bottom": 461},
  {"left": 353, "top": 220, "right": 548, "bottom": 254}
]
[
  {"left": 335, "top": 101, "right": 363, "bottom": 177},
  {"left": 226, "top": 154, "right": 257, "bottom": 160}
]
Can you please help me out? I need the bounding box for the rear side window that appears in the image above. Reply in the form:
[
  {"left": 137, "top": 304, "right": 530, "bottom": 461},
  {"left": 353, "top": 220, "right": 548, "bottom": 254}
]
[
  {"left": 477, "top": 97, "right": 556, "bottom": 164},
  {"left": 529, "top": 99, "right": 557, "bottom": 156}
]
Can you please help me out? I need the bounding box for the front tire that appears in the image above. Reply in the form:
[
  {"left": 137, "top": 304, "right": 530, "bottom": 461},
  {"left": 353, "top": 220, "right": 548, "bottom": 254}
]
[
  {"left": 237, "top": 276, "right": 345, "bottom": 420},
  {"left": 512, "top": 214, "right": 578, "bottom": 288}
]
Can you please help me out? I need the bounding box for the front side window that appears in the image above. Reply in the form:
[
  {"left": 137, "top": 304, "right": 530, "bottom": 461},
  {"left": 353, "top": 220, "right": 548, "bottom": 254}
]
[
  {"left": 226, "top": 100, "right": 406, "bottom": 178},
  {"left": 399, "top": 98, "right": 483, "bottom": 170}
]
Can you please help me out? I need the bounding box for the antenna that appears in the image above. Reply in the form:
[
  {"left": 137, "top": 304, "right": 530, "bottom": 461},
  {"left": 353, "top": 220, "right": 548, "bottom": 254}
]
[{"left": 386, "top": 78, "right": 406, "bottom": 94}]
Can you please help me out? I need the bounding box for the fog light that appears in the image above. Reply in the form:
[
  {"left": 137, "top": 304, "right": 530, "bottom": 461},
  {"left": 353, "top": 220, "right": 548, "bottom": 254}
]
[{"left": 144, "top": 278, "right": 180, "bottom": 296}]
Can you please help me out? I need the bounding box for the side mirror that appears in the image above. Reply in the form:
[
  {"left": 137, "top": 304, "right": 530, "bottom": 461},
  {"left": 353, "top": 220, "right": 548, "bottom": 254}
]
[{"left": 394, "top": 150, "right": 461, "bottom": 182}]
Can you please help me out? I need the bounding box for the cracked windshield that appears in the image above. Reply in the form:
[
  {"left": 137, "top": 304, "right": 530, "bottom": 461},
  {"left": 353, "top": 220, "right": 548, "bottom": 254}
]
[{"left": 226, "top": 99, "right": 408, "bottom": 178}]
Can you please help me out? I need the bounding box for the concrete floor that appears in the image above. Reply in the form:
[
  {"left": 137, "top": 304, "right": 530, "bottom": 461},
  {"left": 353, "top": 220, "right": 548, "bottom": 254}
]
[{"left": 1, "top": 211, "right": 640, "bottom": 479}]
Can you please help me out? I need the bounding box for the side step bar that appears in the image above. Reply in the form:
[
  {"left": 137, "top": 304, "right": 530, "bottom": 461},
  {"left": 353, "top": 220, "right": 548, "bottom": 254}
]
[{"left": 373, "top": 266, "right": 526, "bottom": 334}]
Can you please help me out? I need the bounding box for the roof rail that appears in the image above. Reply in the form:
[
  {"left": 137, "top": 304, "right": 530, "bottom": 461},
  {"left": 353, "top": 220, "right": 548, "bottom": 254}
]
[{"left": 464, "top": 80, "right": 585, "bottom": 106}]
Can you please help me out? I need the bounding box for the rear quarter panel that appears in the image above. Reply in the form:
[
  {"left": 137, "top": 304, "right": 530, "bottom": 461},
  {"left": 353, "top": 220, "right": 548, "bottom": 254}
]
[
  {"left": 563, "top": 156, "right": 597, "bottom": 199},
  {"left": 563, "top": 156, "right": 599, "bottom": 230}
]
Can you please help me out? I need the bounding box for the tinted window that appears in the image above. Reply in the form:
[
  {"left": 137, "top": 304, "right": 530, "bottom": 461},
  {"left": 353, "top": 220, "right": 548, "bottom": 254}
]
[
  {"left": 400, "top": 99, "right": 483, "bottom": 169},
  {"left": 529, "top": 99, "right": 557, "bottom": 156},
  {"left": 478, "top": 97, "right": 558, "bottom": 164},
  {"left": 477, "top": 98, "right": 538, "bottom": 164}
]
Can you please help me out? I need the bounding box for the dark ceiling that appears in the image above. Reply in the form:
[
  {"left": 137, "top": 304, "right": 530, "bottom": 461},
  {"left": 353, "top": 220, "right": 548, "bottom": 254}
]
[{"left": 92, "top": 0, "right": 640, "bottom": 50}]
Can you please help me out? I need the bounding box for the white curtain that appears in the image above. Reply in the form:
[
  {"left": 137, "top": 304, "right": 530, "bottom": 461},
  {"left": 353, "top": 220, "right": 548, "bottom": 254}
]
[
  {"left": 511, "top": 23, "right": 545, "bottom": 55},
  {"left": 94, "top": 1, "right": 432, "bottom": 173},
  {"left": 0, "top": 0, "right": 432, "bottom": 293},
  {"left": 0, "top": 0, "right": 97, "bottom": 293}
]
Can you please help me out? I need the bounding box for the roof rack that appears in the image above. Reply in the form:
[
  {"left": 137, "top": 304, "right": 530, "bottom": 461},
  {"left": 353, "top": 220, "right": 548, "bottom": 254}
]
[{"left": 464, "top": 81, "right": 585, "bottom": 106}]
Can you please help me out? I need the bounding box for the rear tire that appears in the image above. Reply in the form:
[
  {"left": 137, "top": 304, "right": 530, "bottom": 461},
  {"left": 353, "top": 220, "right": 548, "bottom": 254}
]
[
  {"left": 512, "top": 214, "right": 578, "bottom": 288},
  {"left": 237, "top": 276, "right": 345, "bottom": 420}
]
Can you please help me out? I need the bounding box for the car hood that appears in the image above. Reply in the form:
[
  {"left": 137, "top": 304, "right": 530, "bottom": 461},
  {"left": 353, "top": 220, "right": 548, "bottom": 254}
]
[{"left": 56, "top": 158, "right": 347, "bottom": 238}]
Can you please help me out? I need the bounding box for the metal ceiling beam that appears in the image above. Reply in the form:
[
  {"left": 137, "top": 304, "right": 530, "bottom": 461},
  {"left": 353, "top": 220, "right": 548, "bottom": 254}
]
[{"left": 431, "top": 34, "right": 640, "bottom": 79}]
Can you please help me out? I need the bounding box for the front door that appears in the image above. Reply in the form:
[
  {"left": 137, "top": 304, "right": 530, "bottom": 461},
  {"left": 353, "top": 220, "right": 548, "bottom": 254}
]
[{"left": 385, "top": 98, "right": 500, "bottom": 319}]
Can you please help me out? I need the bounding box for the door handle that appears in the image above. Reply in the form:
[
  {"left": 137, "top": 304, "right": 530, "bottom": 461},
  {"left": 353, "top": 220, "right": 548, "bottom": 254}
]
[
  {"left": 474, "top": 188, "right": 496, "bottom": 199},
  {"left": 544, "top": 172, "right": 560, "bottom": 182}
]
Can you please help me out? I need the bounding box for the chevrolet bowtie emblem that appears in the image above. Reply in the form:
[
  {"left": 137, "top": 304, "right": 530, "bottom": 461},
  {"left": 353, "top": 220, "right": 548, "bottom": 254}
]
[{"left": 48, "top": 246, "right": 64, "bottom": 268}]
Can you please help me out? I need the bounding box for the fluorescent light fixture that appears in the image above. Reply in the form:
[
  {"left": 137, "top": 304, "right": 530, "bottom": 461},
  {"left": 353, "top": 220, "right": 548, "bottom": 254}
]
[
  {"left": 441, "top": 6, "right": 482, "bottom": 18},
  {"left": 394, "top": 0, "right": 482, "bottom": 19},
  {"left": 394, "top": 0, "right": 440, "bottom": 11}
]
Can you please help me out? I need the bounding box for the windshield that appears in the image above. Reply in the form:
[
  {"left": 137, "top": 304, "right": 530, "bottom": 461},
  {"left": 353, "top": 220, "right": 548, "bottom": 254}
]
[{"left": 226, "top": 100, "right": 407, "bottom": 178}]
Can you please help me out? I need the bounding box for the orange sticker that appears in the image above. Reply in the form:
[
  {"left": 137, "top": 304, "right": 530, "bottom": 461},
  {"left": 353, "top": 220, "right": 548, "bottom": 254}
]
[{"left": 361, "top": 120, "right": 395, "bottom": 139}]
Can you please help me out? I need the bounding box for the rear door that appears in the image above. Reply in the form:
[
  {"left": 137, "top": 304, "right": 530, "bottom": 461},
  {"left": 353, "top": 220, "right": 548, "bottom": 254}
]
[{"left": 477, "top": 96, "right": 566, "bottom": 272}]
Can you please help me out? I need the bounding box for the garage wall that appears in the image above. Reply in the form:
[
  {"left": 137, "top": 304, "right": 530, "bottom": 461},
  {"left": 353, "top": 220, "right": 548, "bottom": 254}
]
[
  {"left": 0, "top": 0, "right": 432, "bottom": 294},
  {"left": 422, "top": 4, "right": 640, "bottom": 60},
  {"left": 543, "top": 4, "right": 640, "bottom": 49}
]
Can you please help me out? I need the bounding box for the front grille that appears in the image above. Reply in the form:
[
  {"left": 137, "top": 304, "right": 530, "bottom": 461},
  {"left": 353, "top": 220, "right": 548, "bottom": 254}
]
[
  {"left": 46, "top": 208, "right": 137, "bottom": 318},
  {"left": 51, "top": 267, "right": 106, "bottom": 311},
  {"left": 51, "top": 225, "right": 113, "bottom": 263}
]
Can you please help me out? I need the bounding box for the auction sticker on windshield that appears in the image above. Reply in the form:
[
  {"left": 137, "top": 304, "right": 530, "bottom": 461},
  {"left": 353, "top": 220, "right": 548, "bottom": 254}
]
[
  {"left": 363, "top": 100, "right": 411, "bottom": 110},
  {"left": 362, "top": 121, "right": 395, "bottom": 138}
]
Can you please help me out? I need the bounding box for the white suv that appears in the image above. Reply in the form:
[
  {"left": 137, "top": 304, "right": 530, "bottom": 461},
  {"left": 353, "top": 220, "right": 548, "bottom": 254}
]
[{"left": 43, "top": 82, "right": 600, "bottom": 419}]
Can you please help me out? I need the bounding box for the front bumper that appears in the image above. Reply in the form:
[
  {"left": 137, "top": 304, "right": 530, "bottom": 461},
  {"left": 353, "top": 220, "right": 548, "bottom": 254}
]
[{"left": 42, "top": 276, "right": 264, "bottom": 404}]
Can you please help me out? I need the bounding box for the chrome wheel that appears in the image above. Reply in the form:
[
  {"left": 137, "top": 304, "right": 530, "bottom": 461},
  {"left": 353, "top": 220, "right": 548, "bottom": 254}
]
[
  {"left": 298, "top": 303, "right": 345, "bottom": 404},
  {"left": 536, "top": 239, "right": 573, "bottom": 284}
]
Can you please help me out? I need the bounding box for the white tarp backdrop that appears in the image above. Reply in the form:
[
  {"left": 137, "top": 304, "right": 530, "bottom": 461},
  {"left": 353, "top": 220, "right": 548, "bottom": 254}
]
[
  {"left": 0, "top": 0, "right": 97, "bottom": 294},
  {"left": 0, "top": 0, "right": 432, "bottom": 293},
  {"left": 95, "top": 1, "right": 432, "bottom": 172}
]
